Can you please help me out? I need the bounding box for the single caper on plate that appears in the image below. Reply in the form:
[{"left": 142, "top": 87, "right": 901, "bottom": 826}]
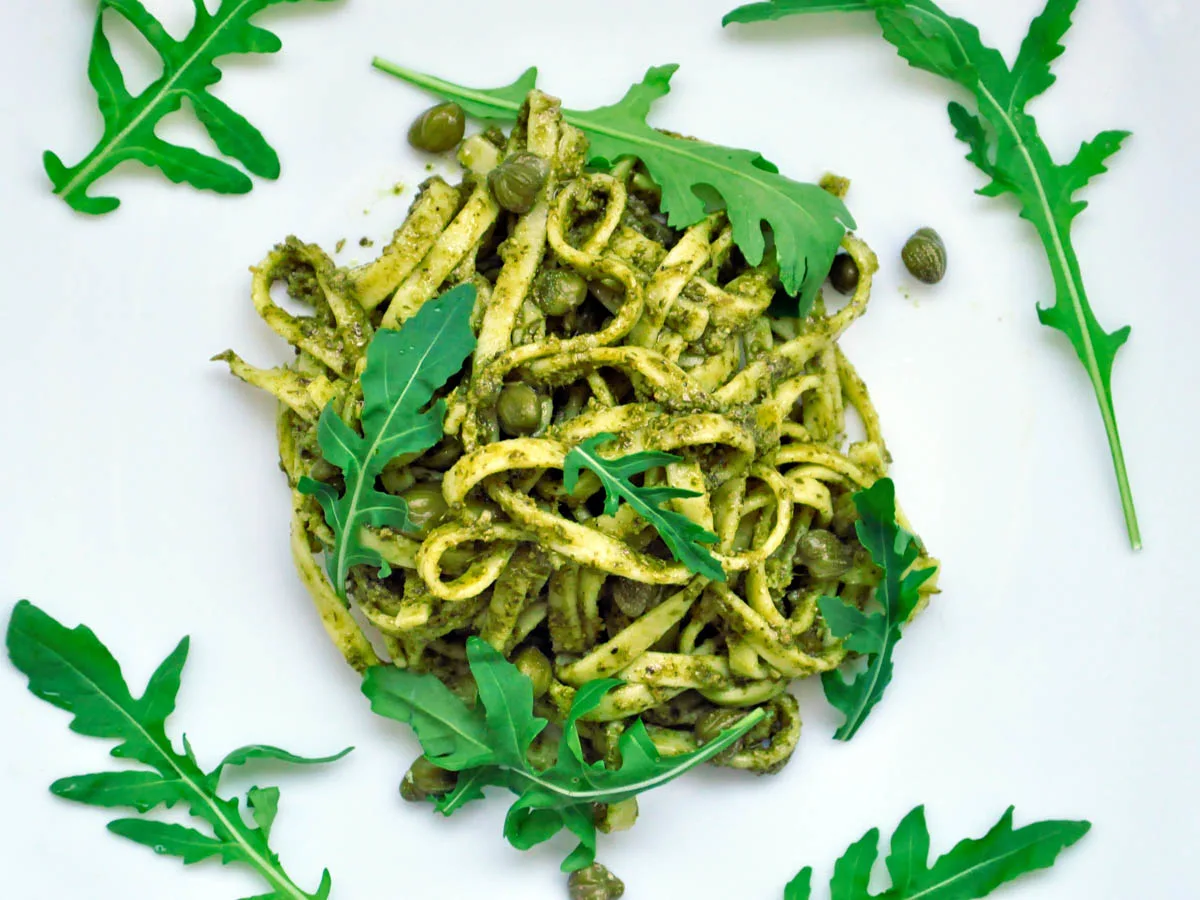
[
  {"left": 902, "top": 227, "right": 948, "bottom": 284},
  {"left": 828, "top": 252, "right": 860, "bottom": 295},
  {"left": 568, "top": 863, "right": 625, "bottom": 900},
  {"left": 497, "top": 382, "right": 542, "bottom": 436},
  {"left": 407, "top": 102, "right": 466, "bottom": 153},
  {"left": 488, "top": 151, "right": 550, "bottom": 214},
  {"left": 399, "top": 756, "right": 457, "bottom": 802}
]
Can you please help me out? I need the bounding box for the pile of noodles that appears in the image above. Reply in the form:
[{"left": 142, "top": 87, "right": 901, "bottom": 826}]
[{"left": 220, "top": 89, "right": 938, "bottom": 784}]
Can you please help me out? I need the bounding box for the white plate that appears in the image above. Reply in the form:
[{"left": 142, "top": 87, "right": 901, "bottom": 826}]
[{"left": 1, "top": 1, "right": 1197, "bottom": 897}]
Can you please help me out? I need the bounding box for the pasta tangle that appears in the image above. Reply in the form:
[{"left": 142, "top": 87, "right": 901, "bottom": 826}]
[{"left": 221, "top": 90, "right": 937, "bottom": 781}]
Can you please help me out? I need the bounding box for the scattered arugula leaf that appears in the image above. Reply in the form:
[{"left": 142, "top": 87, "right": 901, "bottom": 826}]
[
  {"left": 562, "top": 433, "right": 724, "bottom": 582},
  {"left": 5, "top": 600, "right": 349, "bottom": 899},
  {"left": 723, "top": 0, "right": 1141, "bottom": 549},
  {"left": 46, "top": 0, "right": 338, "bottom": 215},
  {"left": 300, "top": 283, "right": 477, "bottom": 599},
  {"left": 818, "top": 478, "right": 934, "bottom": 740},
  {"left": 371, "top": 58, "right": 855, "bottom": 310},
  {"left": 363, "top": 636, "right": 764, "bottom": 871},
  {"left": 783, "top": 804, "right": 1090, "bottom": 899}
]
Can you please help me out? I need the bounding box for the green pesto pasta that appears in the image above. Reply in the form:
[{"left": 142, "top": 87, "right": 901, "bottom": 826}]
[{"left": 221, "top": 88, "right": 938, "bottom": 784}]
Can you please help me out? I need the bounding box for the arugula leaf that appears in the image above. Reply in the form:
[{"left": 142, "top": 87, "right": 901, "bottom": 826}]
[
  {"left": 782, "top": 805, "right": 1091, "bottom": 899},
  {"left": 725, "top": 0, "right": 871, "bottom": 23},
  {"left": 214, "top": 743, "right": 349, "bottom": 777},
  {"left": 786, "top": 870, "right": 814, "bottom": 900},
  {"left": 468, "top": 638, "right": 549, "bottom": 768},
  {"left": 362, "top": 663, "right": 495, "bottom": 770},
  {"left": 362, "top": 636, "right": 764, "bottom": 872},
  {"left": 723, "top": 0, "right": 1142, "bottom": 549},
  {"left": 562, "top": 433, "right": 724, "bottom": 582},
  {"left": 248, "top": 786, "right": 282, "bottom": 838},
  {"left": 5, "top": 600, "right": 349, "bottom": 899},
  {"left": 818, "top": 478, "right": 934, "bottom": 740},
  {"left": 300, "top": 283, "right": 476, "bottom": 600},
  {"left": 371, "top": 58, "right": 855, "bottom": 309},
  {"left": 45, "top": 0, "right": 338, "bottom": 215}
]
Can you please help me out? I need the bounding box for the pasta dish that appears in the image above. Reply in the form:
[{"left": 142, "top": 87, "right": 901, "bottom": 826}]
[{"left": 219, "top": 88, "right": 938, "bottom": 780}]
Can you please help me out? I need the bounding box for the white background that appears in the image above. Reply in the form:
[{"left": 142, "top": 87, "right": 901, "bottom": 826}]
[{"left": 1, "top": 1, "right": 1197, "bottom": 898}]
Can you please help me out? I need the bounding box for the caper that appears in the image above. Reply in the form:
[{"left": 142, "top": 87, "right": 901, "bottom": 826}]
[
  {"left": 398, "top": 483, "right": 448, "bottom": 536},
  {"left": 399, "top": 756, "right": 456, "bottom": 802},
  {"left": 421, "top": 434, "right": 463, "bottom": 470},
  {"left": 497, "top": 382, "right": 541, "bottom": 436},
  {"left": 828, "top": 252, "right": 860, "bottom": 295},
  {"left": 487, "top": 151, "right": 549, "bottom": 214},
  {"left": 533, "top": 268, "right": 588, "bottom": 316},
  {"left": 407, "top": 102, "right": 466, "bottom": 153},
  {"left": 901, "top": 227, "right": 947, "bottom": 284},
  {"left": 611, "top": 578, "right": 657, "bottom": 618},
  {"left": 567, "top": 863, "right": 625, "bottom": 900},
  {"left": 694, "top": 708, "right": 749, "bottom": 745},
  {"left": 798, "top": 529, "right": 855, "bottom": 580},
  {"left": 514, "top": 646, "right": 553, "bottom": 698}
]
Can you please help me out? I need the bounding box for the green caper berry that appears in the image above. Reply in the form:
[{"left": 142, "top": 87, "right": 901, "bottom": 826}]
[
  {"left": 398, "top": 483, "right": 448, "bottom": 536},
  {"left": 407, "top": 102, "right": 465, "bottom": 153},
  {"left": 694, "top": 708, "right": 749, "bottom": 745},
  {"left": 611, "top": 578, "right": 657, "bottom": 618},
  {"left": 400, "top": 757, "right": 456, "bottom": 802},
  {"left": 422, "top": 434, "right": 463, "bottom": 470},
  {"left": 901, "top": 227, "right": 947, "bottom": 284},
  {"left": 514, "top": 646, "right": 553, "bottom": 698},
  {"left": 798, "top": 529, "right": 855, "bottom": 580},
  {"left": 828, "top": 253, "right": 860, "bottom": 295},
  {"left": 398, "top": 771, "right": 422, "bottom": 803},
  {"left": 488, "top": 151, "right": 549, "bottom": 214},
  {"left": 497, "top": 382, "right": 541, "bottom": 436},
  {"left": 533, "top": 268, "right": 588, "bottom": 316},
  {"left": 567, "top": 863, "right": 625, "bottom": 900}
]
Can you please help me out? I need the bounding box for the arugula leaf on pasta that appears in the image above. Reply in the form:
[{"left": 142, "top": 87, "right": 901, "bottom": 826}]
[{"left": 563, "top": 434, "right": 724, "bottom": 582}]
